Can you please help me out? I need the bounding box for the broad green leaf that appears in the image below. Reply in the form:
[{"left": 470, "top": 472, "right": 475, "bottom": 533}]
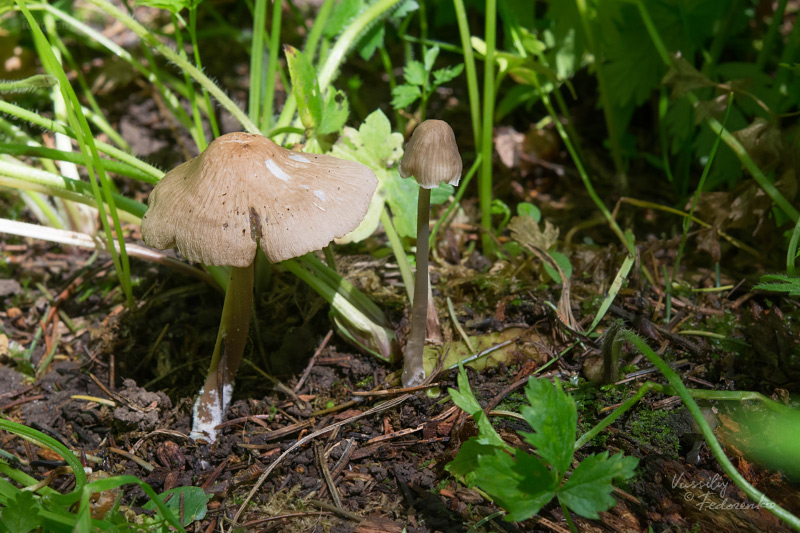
[
  {"left": 448, "top": 367, "right": 507, "bottom": 449},
  {"left": 1, "top": 491, "right": 40, "bottom": 533},
  {"left": 382, "top": 172, "right": 418, "bottom": 237},
  {"left": 430, "top": 183, "right": 454, "bottom": 205},
  {"left": 432, "top": 64, "right": 464, "bottom": 86},
  {"left": 543, "top": 250, "right": 573, "bottom": 283},
  {"left": 558, "top": 452, "right": 638, "bottom": 519},
  {"left": 475, "top": 449, "right": 556, "bottom": 522},
  {"left": 143, "top": 486, "right": 211, "bottom": 526},
  {"left": 519, "top": 377, "right": 577, "bottom": 476},
  {"left": 517, "top": 202, "right": 541, "bottom": 222},
  {"left": 285, "top": 45, "right": 323, "bottom": 131},
  {"left": 391, "top": 84, "right": 422, "bottom": 109},
  {"left": 403, "top": 60, "right": 426, "bottom": 86},
  {"left": 319, "top": 88, "right": 349, "bottom": 135}
]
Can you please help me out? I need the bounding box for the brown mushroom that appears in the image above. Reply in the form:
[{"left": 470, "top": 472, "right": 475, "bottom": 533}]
[
  {"left": 142, "top": 132, "right": 377, "bottom": 441},
  {"left": 398, "top": 120, "right": 462, "bottom": 387}
]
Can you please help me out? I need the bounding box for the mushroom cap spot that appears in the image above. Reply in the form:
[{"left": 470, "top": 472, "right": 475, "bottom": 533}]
[
  {"left": 289, "top": 153, "right": 311, "bottom": 163},
  {"left": 265, "top": 159, "right": 292, "bottom": 182},
  {"left": 141, "top": 132, "right": 378, "bottom": 265},
  {"left": 399, "top": 119, "right": 463, "bottom": 189}
]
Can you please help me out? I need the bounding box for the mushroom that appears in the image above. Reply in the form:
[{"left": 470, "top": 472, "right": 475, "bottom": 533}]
[
  {"left": 398, "top": 120, "right": 462, "bottom": 387},
  {"left": 141, "top": 132, "right": 377, "bottom": 442}
]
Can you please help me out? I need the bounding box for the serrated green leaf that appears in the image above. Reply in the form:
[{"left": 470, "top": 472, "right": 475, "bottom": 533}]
[
  {"left": 448, "top": 367, "right": 507, "bottom": 449},
  {"left": 319, "top": 88, "right": 349, "bottom": 135},
  {"left": 474, "top": 448, "right": 556, "bottom": 521},
  {"left": 424, "top": 46, "right": 440, "bottom": 71},
  {"left": 285, "top": 45, "right": 323, "bottom": 131},
  {"left": 432, "top": 64, "right": 464, "bottom": 87},
  {"left": 1, "top": 491, "right": 41, "bottom": 533},
  {"left": 558, "top": 452, "right": 638, "bottom": 519},
  {"left": 404, "top": 60, "right": 426, "bottom": 86},
  {"left": 328, "top": 109, "right": 404, "bottom": 242},
  {"left": 391, "top": 84, "right": 422, "bottom": 109},
  {"left": 444, "top": 438, "right": 498, "bottom": 483},
  {"left": 754, "top": 274, "right": 800, "bottom": 296},
  {"left": 357, "top": 23, "right": 384, "bottom": 61},
  {"left": 519, "top": 377, "right": 577, "bottom": 476}
]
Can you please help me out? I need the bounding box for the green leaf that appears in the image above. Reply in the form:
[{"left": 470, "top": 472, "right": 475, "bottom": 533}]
[
  {"left": 391, "top": 84, "right": 422, "bottom": 109},
  {"left": 519, "top": 377, "right": 577, "bottom": 476},
  {"left": 285, "top": 45, "right": 322, "bottom": 131},
  {"left": 423, "top": 46, "right": 440, "bottom": 71},
  {"left": 136, "top": 0, "right": 199, "bottom": 13},
  {"left": 517, "top": 202, "right": 541, "bottom": 222},
  {"left": 143, "top": 486, "right": 210, "bottom": 526},
  {"left": 444, "top": 438, "right": 498, "bottom": 483},
  {"left": 323, "top": 0, "right": 361, "bottom": 38},
  {"left": 754, "top": 274, "right": 800, "bottom": 296},
  {"left": 319, "top": 88, "right": 349, "bottom": 135},
  {"left": 543, "top": 250, "right": 573, "bottom": 283},
  {"left": 430, "top": 183, "right": 454, "bottom": 205},
  {"left": 1, "top": 491, "right": 41, "bottom": 533},
  {"left": 357, "top": 23, "right": 384, "bottom": 61},
  {"left": 403, "top": 60, "right": 426, "bottom": 87},
  {"left": 558, "top": 452, "right": 638, "bottom": 519},
  {"left": 432, "top": 64, "right": 464, "bottom": 87},
  {"left": 474, "top": 448, "right": 556, "bottom": 522},
  {"left": 448, "top": 367, "right": 508, "bottom": 449},
  {"left": 329, "top": 109, "right": 404, "bottom": 242}
]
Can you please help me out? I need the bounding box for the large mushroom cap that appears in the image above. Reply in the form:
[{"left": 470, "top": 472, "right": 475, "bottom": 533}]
[
  {"left": 141, "top": 132, "right": 377, "bottom": 265},
  {"left": 399, "top": 119, "right": 462, "bottom": 189}
]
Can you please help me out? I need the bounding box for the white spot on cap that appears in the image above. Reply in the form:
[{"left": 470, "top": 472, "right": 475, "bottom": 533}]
[
  {"left": 265, "top": 159, "right": 291, "bottom": 182},
  {"left": 300, "top": 184, "right": 310, "bottom": 190},
  {"left": 289, "top": 153, "right": 310, "bottom": 163},
  {"left": 313, "top": 202, "right": 326, "bottom": 212},
  {"left": 313, "top": 190, "right": 326, "bottom": 202}
]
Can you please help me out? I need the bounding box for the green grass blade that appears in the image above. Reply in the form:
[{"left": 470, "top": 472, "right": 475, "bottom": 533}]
[{"left": 16, "top": 0, "right": 133, "bottom": 306}]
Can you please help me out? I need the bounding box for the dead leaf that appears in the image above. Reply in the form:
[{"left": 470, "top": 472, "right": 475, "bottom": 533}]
[
  {"left": 494, "top": 126, "right": 524, "bottom": 168},
  {"left": 508, "top": 215, "right": 559, "bottom": 251}
]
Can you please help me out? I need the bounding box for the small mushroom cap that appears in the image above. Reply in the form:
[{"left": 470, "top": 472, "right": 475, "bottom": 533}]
[
  {"left": 398, "top": 119, "right": 462, "bottom": 189},
  {"left": 141, "top": 132, "right": 377, "bottom": 266}
]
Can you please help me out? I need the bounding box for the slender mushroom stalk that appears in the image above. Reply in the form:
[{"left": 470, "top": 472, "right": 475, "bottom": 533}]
[
  {"left": 399, "top": 120, "right": 462, "bottom": 387},
  {"left": 191, "top": 263, "right": 253, "bottom": 440},
  {"left": 141, "top": 132, "right": 376, "bottom": 442}
]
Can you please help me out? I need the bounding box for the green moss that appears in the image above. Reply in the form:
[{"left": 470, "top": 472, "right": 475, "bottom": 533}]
[{"left": 629, "top": 409, "right": 681, "bottom": 458}]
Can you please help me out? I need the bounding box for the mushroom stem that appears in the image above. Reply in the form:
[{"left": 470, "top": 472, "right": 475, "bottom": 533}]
[
  {"left": 190, "top": 262, "right": 254, "bottom": 442},
  {"left": 403, "top": 187, "right": 431, "bottom": 387}
]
